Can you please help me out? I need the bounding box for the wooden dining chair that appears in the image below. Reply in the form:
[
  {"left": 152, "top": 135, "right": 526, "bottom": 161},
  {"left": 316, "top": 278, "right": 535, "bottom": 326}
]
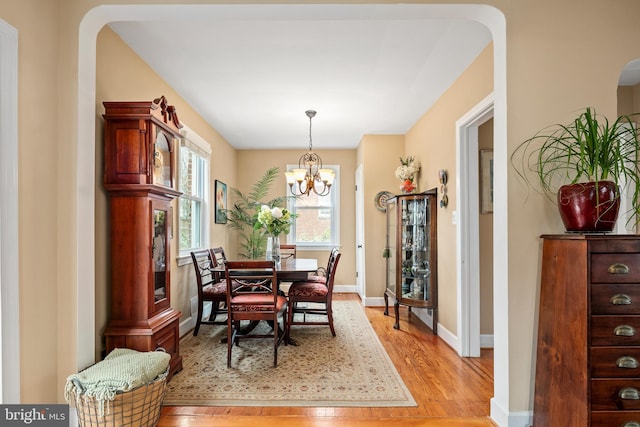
[
  {"left": 286, "top": 248, "right": 341, "bottom": 337},
  {"left": 190, "top": 249, "right": 228, "bottom": 336},
  {"left": 279, "top": 244, "right": 297, "bottom": 260},
  {"left": 225, "top": 260, "right": 288, "bottom": 367},
  {"left": 210, "top": 246, "right": 228, "bottom": 282}
]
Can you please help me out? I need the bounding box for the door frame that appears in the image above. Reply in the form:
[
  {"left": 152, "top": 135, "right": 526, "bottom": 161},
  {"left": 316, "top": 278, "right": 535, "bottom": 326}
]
[
  {"left": 456, "top": 93, "right": 494, "bottom": 357},
  {"left": 0, "top": 18, "right": 19, "bottom": 403},
  {"left": 355, "top": 165, "right": 365, "bottom": 300}
]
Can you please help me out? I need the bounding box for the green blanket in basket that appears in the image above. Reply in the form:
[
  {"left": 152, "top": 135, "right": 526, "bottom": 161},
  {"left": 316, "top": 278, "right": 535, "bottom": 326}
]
[{"left": 64, "top": 348, "right": 170, "bottom": 414}]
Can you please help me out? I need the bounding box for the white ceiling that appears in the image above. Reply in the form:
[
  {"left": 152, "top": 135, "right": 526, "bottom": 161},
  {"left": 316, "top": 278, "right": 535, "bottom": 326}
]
[{"left": 109, "top": 6, "right": 494, "bottom": 150}]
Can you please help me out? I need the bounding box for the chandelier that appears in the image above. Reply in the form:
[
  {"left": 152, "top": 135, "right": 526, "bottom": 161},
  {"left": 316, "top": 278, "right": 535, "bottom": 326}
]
[{"left": 285, "top": 110, "right": 335, "bottom": 196}]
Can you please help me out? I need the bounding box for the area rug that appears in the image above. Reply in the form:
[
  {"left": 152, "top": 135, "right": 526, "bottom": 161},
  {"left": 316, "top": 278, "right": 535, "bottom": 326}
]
[{"left": 163, "top": 300, "right": 417, "bottom": 407}]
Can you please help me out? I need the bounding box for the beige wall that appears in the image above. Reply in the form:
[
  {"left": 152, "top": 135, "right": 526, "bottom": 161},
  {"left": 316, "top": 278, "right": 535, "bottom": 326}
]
[
  {"left": 6, "top": 0, "right": 640, "bottom": 421},
  {"left": 0, "top": 0, "right": 61, "bottom": 402},
  {"left": 618, "top": 83, "right": 640, "bottom": 116},
  {"left": 357, "top": 134, "right": 405, "bottom": 300}
]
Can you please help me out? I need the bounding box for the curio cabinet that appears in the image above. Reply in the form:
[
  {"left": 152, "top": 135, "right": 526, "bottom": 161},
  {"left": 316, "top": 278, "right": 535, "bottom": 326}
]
[{"left": 383, "top": 189, "right": 438, "bottom": 333}]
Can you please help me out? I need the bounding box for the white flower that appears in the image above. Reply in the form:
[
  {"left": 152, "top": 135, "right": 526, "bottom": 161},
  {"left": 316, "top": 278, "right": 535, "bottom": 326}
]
[
  {"left": 256, "top": 205, "right": 294, "bottom": 236},
  {"left": 395, "top": 157, "right": 420, "bottom": 181},
  {"left": 271, "top": 207, "right": 283, "bottom": 219}
]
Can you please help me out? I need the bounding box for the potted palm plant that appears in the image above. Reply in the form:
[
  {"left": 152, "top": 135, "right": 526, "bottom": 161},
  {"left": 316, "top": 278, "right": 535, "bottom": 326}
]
[
  {"left": 224, "top": 166, "right": 296, "bottom": 258},
  {"left": 512, "top": 107, "right": 640, "bottom": 232}
]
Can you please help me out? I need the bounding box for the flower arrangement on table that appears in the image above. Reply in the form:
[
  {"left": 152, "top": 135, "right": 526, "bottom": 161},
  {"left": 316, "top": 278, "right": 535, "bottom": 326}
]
[
  {"left": 395, "top": 156, "right": 421, "bottom": 194},
  {"left": 255, "top": 205, "right": 294, "bottom": 237},
  {"left": 255, "top": 205, "right": 295, "bottom": 262}
]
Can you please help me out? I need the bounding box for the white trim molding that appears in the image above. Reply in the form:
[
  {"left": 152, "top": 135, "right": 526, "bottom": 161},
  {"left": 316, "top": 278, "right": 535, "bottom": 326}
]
[{"left": 0, "top": 18, "right": 19, "bottom": 404}]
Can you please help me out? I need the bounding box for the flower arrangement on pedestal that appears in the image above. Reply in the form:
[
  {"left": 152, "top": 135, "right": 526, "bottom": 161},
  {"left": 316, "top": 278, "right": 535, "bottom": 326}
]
[{"left": 395, "top": 156, "right": 421, "bottom": 194}]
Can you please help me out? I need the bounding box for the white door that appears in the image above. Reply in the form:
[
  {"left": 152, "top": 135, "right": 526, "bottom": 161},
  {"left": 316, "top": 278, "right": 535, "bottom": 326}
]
[{"left": 355, "top": 165, "right": 365, "bottom": 299}]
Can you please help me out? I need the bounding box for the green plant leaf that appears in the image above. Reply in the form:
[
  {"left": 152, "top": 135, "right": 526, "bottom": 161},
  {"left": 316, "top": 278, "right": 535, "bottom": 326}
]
[
  {"left": 511, "top": 107, "right": 640, "bottom": 228},
  {"left": 223, "top": 166, "right": 298, "bottom": 258}
]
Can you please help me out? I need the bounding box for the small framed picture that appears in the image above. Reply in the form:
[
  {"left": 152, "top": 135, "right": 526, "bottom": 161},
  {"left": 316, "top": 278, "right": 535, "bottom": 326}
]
[
  {"left": 480, "top": 150, "right": 494, "bottom": 213},
  {"left": 215, "top": 180, "right": 227, "bottom": 224}
]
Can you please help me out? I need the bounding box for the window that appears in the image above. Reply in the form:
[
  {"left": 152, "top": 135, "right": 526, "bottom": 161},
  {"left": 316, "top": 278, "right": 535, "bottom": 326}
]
[
  {"left": 178, "top": 126, "right": 211, "bottom": 257},
  {"left": 287, "top": 165, "right": 340, "bottom": 250}
]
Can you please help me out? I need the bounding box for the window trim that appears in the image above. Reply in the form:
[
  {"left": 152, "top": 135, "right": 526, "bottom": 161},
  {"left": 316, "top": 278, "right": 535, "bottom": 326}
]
[
  {"left": 286, "top": 164, "right": 340, "bottom": 251},
  {"left": 177, "top": 125, "right": 212, "bottom": 265}
]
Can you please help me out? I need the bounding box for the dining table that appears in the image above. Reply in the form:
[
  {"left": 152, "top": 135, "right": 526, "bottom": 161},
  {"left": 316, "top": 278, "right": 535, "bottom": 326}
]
[
  {"left": 214, "top": 257, "right": 318, "bottom": 282},
  {"left": 216, "top": 257, "right": 318, "bottom": 346}
]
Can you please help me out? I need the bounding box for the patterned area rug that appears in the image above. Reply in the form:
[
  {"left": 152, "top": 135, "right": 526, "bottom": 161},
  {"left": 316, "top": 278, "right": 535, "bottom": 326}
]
[{"left": 163, "top": 300, "right": 416, "bottom": 407}]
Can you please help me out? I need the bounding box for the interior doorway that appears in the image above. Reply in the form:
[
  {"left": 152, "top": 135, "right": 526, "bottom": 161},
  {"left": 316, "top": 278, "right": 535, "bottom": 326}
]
[
  {"left": 78, "top": 4, "right": 509, "bottom": 423},
  {"left": 456, "top": 94, "right": 494, "bottom": 357},
  {"left": 355, "top": 165, "right": 365, "bottom": 300}
]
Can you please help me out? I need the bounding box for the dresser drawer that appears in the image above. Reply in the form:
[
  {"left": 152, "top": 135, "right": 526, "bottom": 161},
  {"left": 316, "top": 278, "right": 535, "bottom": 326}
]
[
  {"left": 591, "top": 254, "right": 640, "bottom": 283},
  {"left": 592, "top": 284, "right": 640, "bottom": 315},
  {"left": 592, "top": 379, "right": 640, "bottom": 410},
  {"left": 592, "top": 347, "right": 640, "bottom": 377},
  {"left": 591, "top": 411, "right": 640, "bottom": 427},
  {"left": 592, "top": 316, "right": 640, "bottom": 346}
]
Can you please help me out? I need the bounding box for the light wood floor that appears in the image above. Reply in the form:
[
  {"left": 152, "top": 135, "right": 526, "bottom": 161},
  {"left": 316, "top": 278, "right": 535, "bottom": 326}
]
[{"left": 159, "top": 293, "right": 496, "bottom": 427}]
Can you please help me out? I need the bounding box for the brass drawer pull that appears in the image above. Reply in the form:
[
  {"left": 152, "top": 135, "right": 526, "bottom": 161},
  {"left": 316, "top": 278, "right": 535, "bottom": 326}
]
[
  {"left": 615, "top": 325, "right": 637, "bottom": 337},
  {"left": 619, "top": 387, "right": 640, "bottom": 400},
  {"left": 617, "top": 356, "right": 640, "bottom": 369},
  {"left": 609, "top": 263, "right": 631, "bottom": 274},
  {"left": 623, "top": 422, "right": 640, "bottom": 427},
  {"left": 611, "top": 294, "right": 633, "bottom": 305}
]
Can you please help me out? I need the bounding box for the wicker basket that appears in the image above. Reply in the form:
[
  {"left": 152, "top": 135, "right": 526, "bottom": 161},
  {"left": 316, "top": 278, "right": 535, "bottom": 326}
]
[{"left": 68, "top": 370, "right": 168, "bottom": 427}]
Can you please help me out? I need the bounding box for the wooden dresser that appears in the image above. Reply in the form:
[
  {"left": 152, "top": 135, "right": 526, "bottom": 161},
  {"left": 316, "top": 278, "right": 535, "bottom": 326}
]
[{"left": 535, "top": 235, "right": 640, "bottom": 426}]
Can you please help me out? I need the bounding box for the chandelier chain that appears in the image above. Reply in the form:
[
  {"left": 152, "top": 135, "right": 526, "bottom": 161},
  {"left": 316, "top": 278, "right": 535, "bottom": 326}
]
[{"left": 306, "top": 110, "right": 316, "bottom": 152}]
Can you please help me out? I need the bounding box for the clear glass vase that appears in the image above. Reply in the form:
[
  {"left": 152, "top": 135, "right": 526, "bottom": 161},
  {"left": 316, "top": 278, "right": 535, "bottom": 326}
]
[{"left": 265, "top": 234, "right": 281, "bottom": 264}]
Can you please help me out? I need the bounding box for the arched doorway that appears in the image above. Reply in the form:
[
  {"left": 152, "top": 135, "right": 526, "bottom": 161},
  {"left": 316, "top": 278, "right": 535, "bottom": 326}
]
[{"left": 76, "top": 3, "right": 509, "bottom": 422}]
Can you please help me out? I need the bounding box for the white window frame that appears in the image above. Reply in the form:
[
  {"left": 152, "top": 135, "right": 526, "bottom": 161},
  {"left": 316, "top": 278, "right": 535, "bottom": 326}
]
[
  {"left": 286, "top": 164, "right": 340, "bottom": 251},
  {"left": 177, "top": 125, "right": 212, "bottom": 265}
]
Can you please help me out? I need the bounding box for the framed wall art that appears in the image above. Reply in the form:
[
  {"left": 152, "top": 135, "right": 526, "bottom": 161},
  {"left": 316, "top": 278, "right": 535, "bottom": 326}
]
[
  {"left": 480, "top": 150, "right": 494, "bottom": 213},
  {"left": 215, "top": 180, "right": 227, "bottom": 224}
]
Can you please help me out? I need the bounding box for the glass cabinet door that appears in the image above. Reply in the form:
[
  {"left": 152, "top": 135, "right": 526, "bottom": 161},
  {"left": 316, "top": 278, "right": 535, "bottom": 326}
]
[
  {"left": 152, "top": 128, "right": 174, "bottom": 188},
  {"left": 151, "top": 200, "right": 171, "bottom": 314},
  {"left": 399, "top": 196, "right": 432, "bottom": 303}
]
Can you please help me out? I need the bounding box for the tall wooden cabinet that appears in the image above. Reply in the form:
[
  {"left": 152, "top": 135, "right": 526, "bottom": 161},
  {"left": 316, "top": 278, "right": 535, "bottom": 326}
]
[
  {"left": 535, "top": 234, "right": 640, "bottom": 426},
  {"left": 102, "top": 96, "right": 183, "bottom": 378},
  {"left": 383, "top": 189, "right": 438, "bottom": 333}
]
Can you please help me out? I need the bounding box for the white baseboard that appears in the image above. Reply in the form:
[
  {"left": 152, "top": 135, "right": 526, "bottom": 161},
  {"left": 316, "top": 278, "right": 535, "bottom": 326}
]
[
  {"left": 334, "top": 284, "right": 356, "bottom": 293},
  {"left": 491, "top": 397, "right": 532, "bottom": 427},
  {"left": 362, "top": 296, "right": 385, "bottom": 307},
  {"left": 481, "top": 334, "right": 494, "bottom": 348},
  {"left": 180, "top": 315, "right": 195, "bottom": 338},
  {"left": 180, "top": 299, "right": 212, "bottom": 338}
]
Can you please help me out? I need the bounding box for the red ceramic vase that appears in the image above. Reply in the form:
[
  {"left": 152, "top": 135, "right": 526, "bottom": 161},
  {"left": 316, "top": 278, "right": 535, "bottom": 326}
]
[{"left": 557, "top": 181, "right": 620, "bottom": 232}]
